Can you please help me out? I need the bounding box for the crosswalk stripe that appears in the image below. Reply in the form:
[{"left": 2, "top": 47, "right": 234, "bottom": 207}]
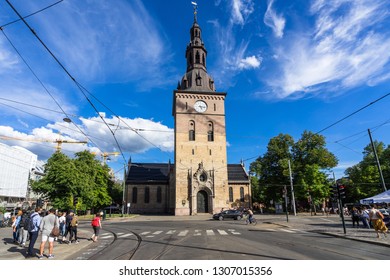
[
  {"left": 153, "top": 231, "right": 163, "bottom": 235},
  {"left": 166, "top": 230, "right": 176, "bottom": 234},
  {"left": 140, "top": 231, "right": 151, "bottom": 235},
  {"left": 120, "top": 233, "right": 134, "bottom": 238},
  {"left": 217, "top": 229, "right": 228, "bottom": 235},
  {"left": 194, "top": 230, "right": 202, "bottom": 236},
  {"left": 100, "top": 235, "right": 112, "bottom": 239},
  {"left": 178, "top": 230, "right": 189, "bottom": 236},
  {"left": 206, "top": 230, "right": 215, "bottom": 236},
  {"left": 280, "top": 229, "right": 295, "bottom": 233}
]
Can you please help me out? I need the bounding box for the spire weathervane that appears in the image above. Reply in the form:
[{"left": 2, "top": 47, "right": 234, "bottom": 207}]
[{"left": 191, "top": 1, "right": 198, "bottom": 22}]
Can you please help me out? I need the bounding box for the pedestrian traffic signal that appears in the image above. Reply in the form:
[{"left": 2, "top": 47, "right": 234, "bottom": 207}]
[
  {"left": 73, "top": 197, "right": 78, "bottom": 206},
  {"left": 329, "top": 185, "right": 338, "bottom": 198},
  {"left": 338, "top": 185, "right": 346, "bottom": 199}
]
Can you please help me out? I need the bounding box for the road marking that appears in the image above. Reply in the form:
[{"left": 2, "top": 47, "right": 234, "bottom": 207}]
[
  {"left": 100, "top": 235, "right": 112, "bottom": 239},
  {"left": 194, "top": 230, "right": 202, "bottom": 236},
  {"left": 120, "top": 233, "right": 134, "bottom": 238},
  {"left": 178, "top": 230, "right": 189, "bottom": 236},
  {"left": 140, "top": 231, "right": 151, "bottom": 235},
  {"left": 280, "top": 228, "right": 295, "bottom": 233},
  {"left": 217, "top": 229, "right": 228, "bottom": 235},
  {"left": 206, "top": 230, "right": 215, "bottom": 236},
  {"left": 166, "top": 230, "right": 176, "bottom": 234},
  {"left": 100, "top": 233, "right": 111, "bottom": 236},
  {"left": 228, "top": 229, "right": 241, "bottom": 235},
  {"left": 153, "top": 231, "right": 163, "bottom": 235}
]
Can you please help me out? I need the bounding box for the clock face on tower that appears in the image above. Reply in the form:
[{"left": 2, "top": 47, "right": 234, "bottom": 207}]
[{"left": 194, "top": 100, "right": 207, "bottom": 113}]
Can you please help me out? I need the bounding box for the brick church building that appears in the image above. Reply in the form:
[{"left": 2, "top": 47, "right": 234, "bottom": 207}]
[{"left": 125, "top": 8, "right": 251, "bottom": 215}]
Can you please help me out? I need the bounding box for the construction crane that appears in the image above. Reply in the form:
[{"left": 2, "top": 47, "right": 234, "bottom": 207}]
[
  {"left": 0, "top": 134, "right": 88, "bottom": 152},
  {"left": 90, "top": 151, "right": 120, "bottom": 164}
]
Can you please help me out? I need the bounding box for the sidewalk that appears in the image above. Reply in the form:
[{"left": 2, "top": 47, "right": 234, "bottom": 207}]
[
  {"left": 1, "top": 213, "right": 389, "bottom": 260},
  {"left": 0, "top": 225, "right": 92, "bottom": 260}
]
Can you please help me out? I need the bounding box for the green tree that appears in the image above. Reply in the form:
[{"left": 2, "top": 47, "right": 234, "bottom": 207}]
[
  {"left": 32, "top": 150, "right": 112, "bottom": 210},
  {"left": 31, "top": 152, "right": 78, "bottom": 209},
  {"left": 345, "top": 141, "right": 390, "bottom": 202}
]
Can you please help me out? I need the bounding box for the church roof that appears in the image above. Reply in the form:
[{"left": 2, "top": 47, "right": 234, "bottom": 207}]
[{"left": 126, "top": 163, "right": 249, "bottom": 184}]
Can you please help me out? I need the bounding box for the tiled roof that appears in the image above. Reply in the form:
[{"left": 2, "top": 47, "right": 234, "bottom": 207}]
[{"left": 126, "top": 163, "right": 249, "bottom": 184}]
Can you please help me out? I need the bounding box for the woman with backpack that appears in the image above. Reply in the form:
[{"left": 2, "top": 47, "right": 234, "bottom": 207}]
[{"left": 90, "top": 213, "right": 102, "bottom": 242}]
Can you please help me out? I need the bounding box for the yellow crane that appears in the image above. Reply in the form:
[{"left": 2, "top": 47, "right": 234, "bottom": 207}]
[
  {"left": 90, "top": 151, "right": 120, "bottom": 164},
  {"left": 0, "top": 134, "right": 88, "bottom": 152}
]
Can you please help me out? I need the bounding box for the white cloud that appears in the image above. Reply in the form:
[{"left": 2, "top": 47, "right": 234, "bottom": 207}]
[
  {"left": 0, "top": 115, "right": 174, "bottom": 161},
  {"left": 15, "top": 0, "right": 175, "bottom": 89},
  {"left": 238, "top": 55, "right": 262, "bottom": 69},
  {"left": 267, "top": 0, "right": 390, "bottom": 98},
  {"left": 264, "top": 0, "right": 286, "bottom": 38},
  {"left": 230, "top": 0, "right": 255, "bottom": 25}
]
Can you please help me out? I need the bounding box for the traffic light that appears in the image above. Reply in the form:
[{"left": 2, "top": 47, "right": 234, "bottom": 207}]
[
  {"left": 73, "top": 196, "right": 78, "bottom": 206},
  {"left": 338, "top": 185, "right": 346, "bottom": 199},
  {"left": 329, "top": 185, "right": 338, "bottom": 198}
]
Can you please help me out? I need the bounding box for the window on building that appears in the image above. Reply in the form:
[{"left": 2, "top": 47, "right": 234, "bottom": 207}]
[
  {"left": 132, "top": 187, "right": 137, "bottom": 203},
  {"left": 157, "top": 186, "right": 162, "bottom": 203},
  {"left": 189, "top": 121, "right": 195, "bottom": 141},
  {"left": 229, "top": 187, "right": 233, "bottom": 202},
  {"left": 145, "top": 187, "right": 150, "bottom": 203},
  {"left": 240, "top": 187, "right": 244, "bottom": 202},
  {"left": 195, "top": 51, "right": 200, "bottom": 64},
  {"left": 207, "top": 122, "right": 214, "bottom": 142}
]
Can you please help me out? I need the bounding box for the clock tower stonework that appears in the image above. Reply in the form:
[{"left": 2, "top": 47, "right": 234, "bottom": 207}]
[{"left": 172, "top": 10, "right": 229, "bottom": 215}]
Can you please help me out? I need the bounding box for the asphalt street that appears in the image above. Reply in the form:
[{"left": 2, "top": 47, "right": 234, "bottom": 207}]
[{"left": 0, "top": 213, "right": 389, "bottom": 260}]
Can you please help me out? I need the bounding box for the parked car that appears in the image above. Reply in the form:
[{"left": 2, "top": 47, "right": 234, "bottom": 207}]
[{"left": 213, "top": 209, "right": 243, "bottom": 221}]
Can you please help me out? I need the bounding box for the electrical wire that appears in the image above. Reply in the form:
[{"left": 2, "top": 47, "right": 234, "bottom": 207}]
[{"left": 0, "top": 0, "right": 63, "bottom": 29}]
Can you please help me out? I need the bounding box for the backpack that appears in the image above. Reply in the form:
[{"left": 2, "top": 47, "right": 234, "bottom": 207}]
[
  {"left": 27, "top": 213, "right": 38, "bottom": 232},
  {"left": 70, "top": 215, "right": 78, "bottom": 227},
  {"left": 91, "top": 217, "right": 100, "bottom": 227},
  {"left": 19, "top": 214, "right": 27, "bottom": 230}
]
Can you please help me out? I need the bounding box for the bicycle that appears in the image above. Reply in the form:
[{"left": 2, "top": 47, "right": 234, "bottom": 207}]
[{"left": 243, "top": 214, "right": 257, "bottom": 226}]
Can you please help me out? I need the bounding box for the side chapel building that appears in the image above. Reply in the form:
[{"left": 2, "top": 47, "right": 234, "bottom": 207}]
[{"left": 125, "top": 8, "right": 251, "bottom": 215}]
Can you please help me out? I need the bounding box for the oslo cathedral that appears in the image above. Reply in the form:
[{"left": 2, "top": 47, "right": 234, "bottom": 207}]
[{"left": 125, "top": 7, "right": 251, "bottom": 215}]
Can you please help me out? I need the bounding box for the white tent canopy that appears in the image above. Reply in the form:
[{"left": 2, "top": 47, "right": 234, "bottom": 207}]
[{"left": 360, "top": 189, "right": 390, "bottom": 204}]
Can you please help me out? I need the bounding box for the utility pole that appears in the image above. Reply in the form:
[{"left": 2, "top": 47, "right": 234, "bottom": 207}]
[
  {"left": 368, "top": 129, "right": 387, "bottom": 192},
  {"left": 288, "top": 159, "right": 297, "bottom": 216},
  {"left": 333, "top": 172, "right": 346, "bottom": 234}
]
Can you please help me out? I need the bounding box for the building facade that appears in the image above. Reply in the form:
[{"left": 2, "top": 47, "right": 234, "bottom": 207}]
[{"left": 125, "top": 10, "right": 251, "bottom": 215}]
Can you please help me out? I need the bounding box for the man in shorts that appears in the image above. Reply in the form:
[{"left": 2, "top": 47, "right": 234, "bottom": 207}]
[{"left": 38, "top": 208, "right": 58, "bottom": 259}]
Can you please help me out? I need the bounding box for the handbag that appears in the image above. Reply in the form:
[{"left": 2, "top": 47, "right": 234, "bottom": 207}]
[{"left": 51, "top": 217, "right": 60, "bottom": 237}]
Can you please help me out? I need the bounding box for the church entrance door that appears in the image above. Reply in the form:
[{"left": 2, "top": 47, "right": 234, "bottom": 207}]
[{"left": 197, "top": 190, "right": 208, "bottom": 213}]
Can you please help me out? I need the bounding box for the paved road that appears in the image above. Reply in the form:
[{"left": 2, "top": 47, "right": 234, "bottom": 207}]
[{"left": 0, "top": 213, "right": 389, "bottom": 260}]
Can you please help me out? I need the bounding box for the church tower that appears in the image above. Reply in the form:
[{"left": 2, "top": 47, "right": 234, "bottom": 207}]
[{"left": 172, "top": 6, "right": 229, "bottom": 215}]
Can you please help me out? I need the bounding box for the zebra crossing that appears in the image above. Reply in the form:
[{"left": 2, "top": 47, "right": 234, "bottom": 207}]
[{"left": 97, "top": 227, "right": 305, "bottom": 240}]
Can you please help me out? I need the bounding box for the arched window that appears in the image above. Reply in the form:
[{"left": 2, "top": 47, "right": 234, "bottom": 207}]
[
  {"left": 240, "top": 187, "right": 244, "bottom": 202},
  {"left": 207, "top": 121, "right": 214, "bottom": 142},
  {"left": 157, "top": 186, "right": 162, "bottom": 203},
  {"left": 144, "top": 187, "right": 150, "bottom": 203},
  {"left": 202, "top": 54, "right": 205, "bottom": 65},
  {"left": 229, "top": 187, "right": 233, "bottom": 202},
  {"left": 195, "top": 51, "right": 200, "bottom": 64},
  {"left": 132, "top": 187, "right": 137, "bottom": 203},
  {"left": 189, "top": 121, "right": 195, "bottom": 141}
]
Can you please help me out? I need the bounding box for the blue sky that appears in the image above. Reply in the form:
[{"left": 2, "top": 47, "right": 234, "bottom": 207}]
[{"left": 0, "top": 0, "right": 389, "bottom": 180}]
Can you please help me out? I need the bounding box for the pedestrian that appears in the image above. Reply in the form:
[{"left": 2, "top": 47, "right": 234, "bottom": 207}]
[
  {"left": 360, "top": 207, "right": 370, "bottom": 229},
  {"left": 37, "top": 208, "right": 59, "bottom": 259},
  {"left": 18, "top": 210, "right": 29, "bottom": 247},
  {"left": 69, "top": 211, "right": 79, "bottom": 244},
  {"left": 63, "top": 210, "right": 73, "bottom": 243},
  {"left": 90, "top": 213, "right": 102, "bottom": 242},
  {"left": 0, "top": 210, "right": 4, "bottom": 227},
  {"left": 351, "top": 207, "right": 360, "bottom": 228},
  {"left": 26, "top": 207, "right": 42, "bottom": 258},
  {"left": 58, "top": 211, "right": 66, "bottom": 242},
  {"left": 369, "top": 204, "right": 388, "bottom": 238}
]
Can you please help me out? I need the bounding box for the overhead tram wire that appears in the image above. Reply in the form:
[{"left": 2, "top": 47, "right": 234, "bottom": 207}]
[
  {"left": 0, "top": 102, "right": 110, "bottom": 145},
  {"left": 0, "top": 27, "right": 102, "bottom": 152},
  {"left": 316, "top": 91, "right": 390, "bottom": 135},
  {"left": 5, "top": 0, "right": 127, "bottom": 164},
  {"left": 0, "top": 0, "right": 64, "bottom": 29}
]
